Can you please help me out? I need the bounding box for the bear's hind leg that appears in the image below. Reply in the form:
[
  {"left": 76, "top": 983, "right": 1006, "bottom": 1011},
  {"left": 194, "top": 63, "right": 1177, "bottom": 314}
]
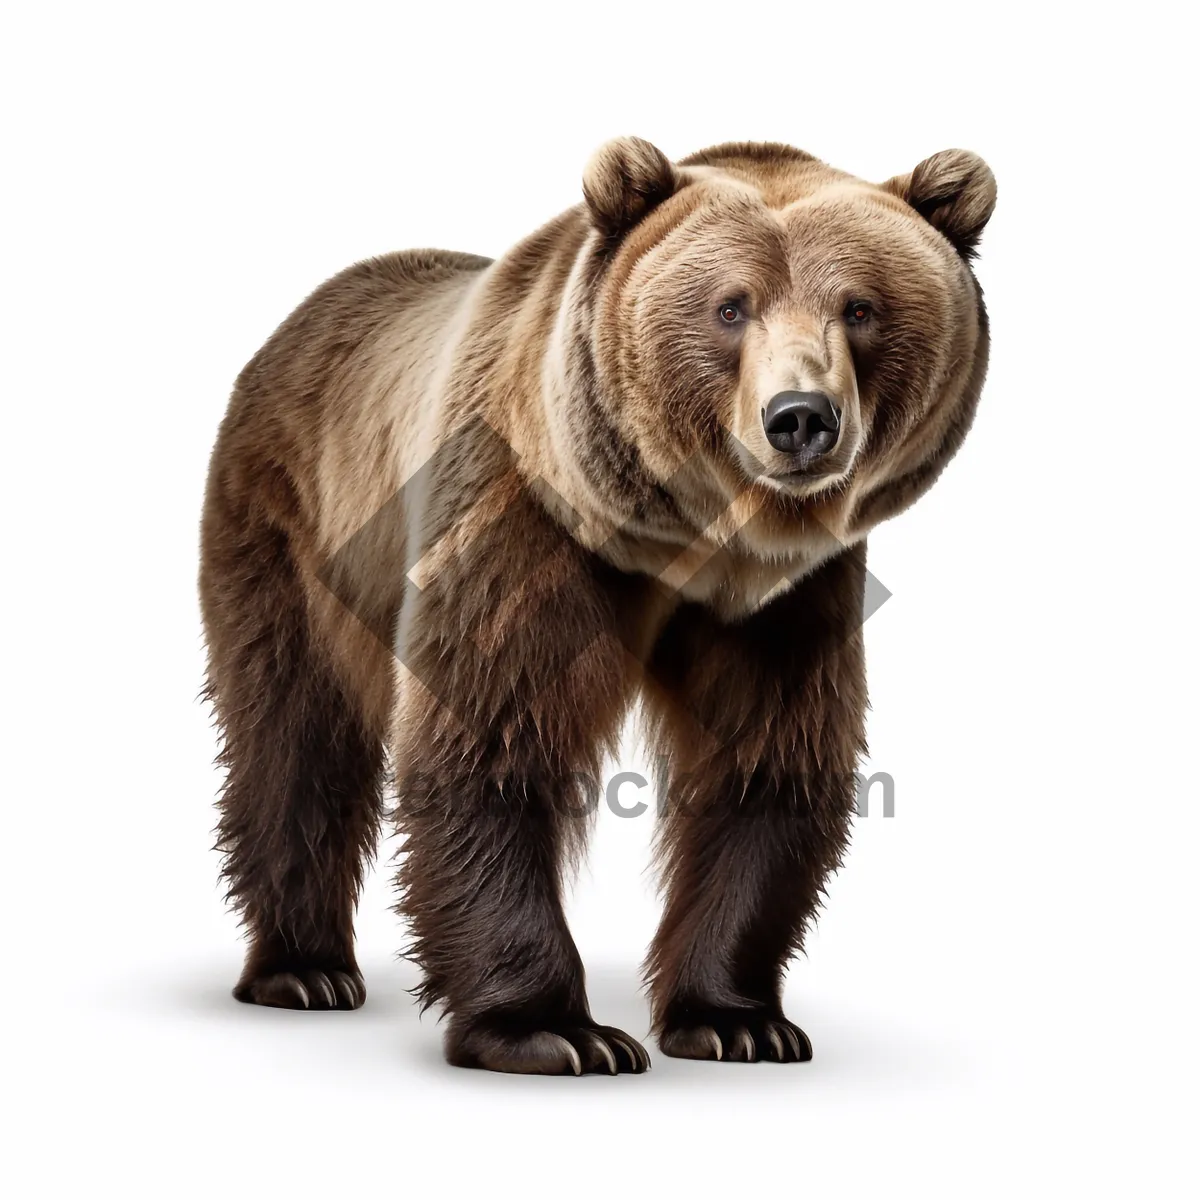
[{"left": 201, "top": 508, "right": 384, "bottom": 1012}]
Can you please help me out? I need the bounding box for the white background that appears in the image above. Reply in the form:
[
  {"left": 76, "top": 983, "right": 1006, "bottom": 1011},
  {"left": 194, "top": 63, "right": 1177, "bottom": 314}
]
[{"left": 4, "top": 3, "right": 1196, "bottom": 1196}]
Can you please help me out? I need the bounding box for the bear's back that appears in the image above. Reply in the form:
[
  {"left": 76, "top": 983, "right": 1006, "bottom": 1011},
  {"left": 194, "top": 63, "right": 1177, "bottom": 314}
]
[
  {"left": 232, "top": 248, "right": 494, "bottom": 404},
  {"left": 210, "top": 248, "right": 495, "bottom": 560}
]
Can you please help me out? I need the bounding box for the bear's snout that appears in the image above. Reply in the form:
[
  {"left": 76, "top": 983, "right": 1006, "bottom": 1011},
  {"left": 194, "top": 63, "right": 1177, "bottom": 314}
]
[{"left": 761, "top": 390, "right": 841, "bottom": 460}]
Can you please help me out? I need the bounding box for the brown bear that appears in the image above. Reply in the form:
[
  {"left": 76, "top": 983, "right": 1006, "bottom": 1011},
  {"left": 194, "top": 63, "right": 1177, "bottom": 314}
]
[{"left": 200, "top": 138, "right": 995, "bottom": 1074}]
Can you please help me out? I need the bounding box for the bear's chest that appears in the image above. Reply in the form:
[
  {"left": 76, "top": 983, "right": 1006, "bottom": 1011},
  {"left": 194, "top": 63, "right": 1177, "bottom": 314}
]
[{"left": 591, "top": 519, "right": 842, "bottom": 622}]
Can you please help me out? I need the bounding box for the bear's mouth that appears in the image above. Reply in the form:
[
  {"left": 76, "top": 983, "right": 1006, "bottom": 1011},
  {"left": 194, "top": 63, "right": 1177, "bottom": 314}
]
[
  {"left": 773, "top": 455, "right": 840, "bottom": 480},
  {"left": 764, "top": 467, "right": 849, "bottom": 496},
  {"left": 724, "top": 428, "right": 858, "bottom": 499},
  {"left": 762, "top": 446, "right": 854, "bottom": 485}
]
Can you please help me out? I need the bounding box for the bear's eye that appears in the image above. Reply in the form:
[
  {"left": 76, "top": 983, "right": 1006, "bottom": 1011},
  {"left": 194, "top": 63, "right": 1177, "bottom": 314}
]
[
  {"left": 718, "top": 302, "right": 742, "bottom": 324},
  {"left": 844, "top": 299, "right": 873, "bottom": 325}
]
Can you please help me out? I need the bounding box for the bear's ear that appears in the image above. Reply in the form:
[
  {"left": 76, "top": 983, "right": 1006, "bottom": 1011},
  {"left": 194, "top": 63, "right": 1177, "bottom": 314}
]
[
  {"left": 882, "top": 149, "right": 997, "bottom": 258},
  {"left": 582, "top": 136, "right": 679, "bottom": 245}
]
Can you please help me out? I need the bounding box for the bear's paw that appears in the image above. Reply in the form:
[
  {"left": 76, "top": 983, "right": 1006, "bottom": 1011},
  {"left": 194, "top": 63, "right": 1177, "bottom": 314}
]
[
  {"left": 233, "top": 966, "right": 365, "bottom": 1011},
  {"left": 446, "top": 1014, "right": 650, "bottom": 1075},
  {"left": 658, "top": 1006, "right": 811, "bottom": 1064}
]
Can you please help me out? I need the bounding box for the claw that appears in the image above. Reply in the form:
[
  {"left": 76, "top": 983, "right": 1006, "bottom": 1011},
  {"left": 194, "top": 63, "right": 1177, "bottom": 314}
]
[
  {"left": 330, "top": 971, "right": 360, "bottom": 1008},
  {"left": 732, "top": 1026, "right": 756, "bottom": 1062},
  {"left": 704, "top": 1027, "right": 724, "bottom": 1061},
  {"left": 584, "top": 1032, "right": 619, "bottom": 1075},
  {"left": 551, "top": 1035, "right": 583, "bottom": 1076},
  {"left": 606, "top": 1032, "right": 645, "bottom": 1072},
  {"left": 307, "top": 972, "right": 336, "bottom": 1008},
  {"left": 281, "top": 973, "right": 310, "bottom": 1009},
  {"left": 765, "top": 1025, "right": 785, "bottom": 1061},
  {"left": 780, "top": 1023, "right": 803, "bottom": 1060},
  {"left": 795, "top": 1026, "right": 813, "bottom": 1060}
]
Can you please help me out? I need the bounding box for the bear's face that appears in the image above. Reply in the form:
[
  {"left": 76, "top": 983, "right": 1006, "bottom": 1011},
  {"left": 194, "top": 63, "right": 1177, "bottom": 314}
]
[{"left": 576, "top": 139, "right": 994, "bottom": 571}]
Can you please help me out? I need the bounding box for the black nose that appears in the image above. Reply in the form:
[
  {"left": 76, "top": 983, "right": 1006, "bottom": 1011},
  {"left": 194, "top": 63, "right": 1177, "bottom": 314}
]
[{"left": 762, "top": 391, "right": 841, "bottom": 456}]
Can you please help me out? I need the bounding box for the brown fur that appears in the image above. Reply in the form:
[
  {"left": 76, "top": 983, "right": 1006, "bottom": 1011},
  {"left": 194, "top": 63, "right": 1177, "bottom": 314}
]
[{"left": 200, "top": 138, "right": 994, "bottom": 1071}]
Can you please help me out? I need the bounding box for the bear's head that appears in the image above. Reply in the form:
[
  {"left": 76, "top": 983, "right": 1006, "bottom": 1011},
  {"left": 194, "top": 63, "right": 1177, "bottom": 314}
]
[{"left": 551, "top": 137, "right": 994, "bottom": 600}]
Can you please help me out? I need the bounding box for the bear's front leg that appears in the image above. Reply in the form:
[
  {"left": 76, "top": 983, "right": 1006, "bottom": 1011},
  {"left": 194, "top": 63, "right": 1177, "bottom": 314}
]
[
  {"left": 644, "top": 545, "right": 869, "bottom": 1062},
  {"left": 398, "top": 762, "right": 649, "bottom": 1074},
  {"left": 392, "top": 485, "right": 650, "bottom": 1073}
]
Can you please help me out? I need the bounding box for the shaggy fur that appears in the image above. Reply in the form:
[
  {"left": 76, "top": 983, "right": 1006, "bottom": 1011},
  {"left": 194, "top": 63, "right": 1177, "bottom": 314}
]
[{"left": 200, "top": 138, "right": 994, "bottom": 1072}]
